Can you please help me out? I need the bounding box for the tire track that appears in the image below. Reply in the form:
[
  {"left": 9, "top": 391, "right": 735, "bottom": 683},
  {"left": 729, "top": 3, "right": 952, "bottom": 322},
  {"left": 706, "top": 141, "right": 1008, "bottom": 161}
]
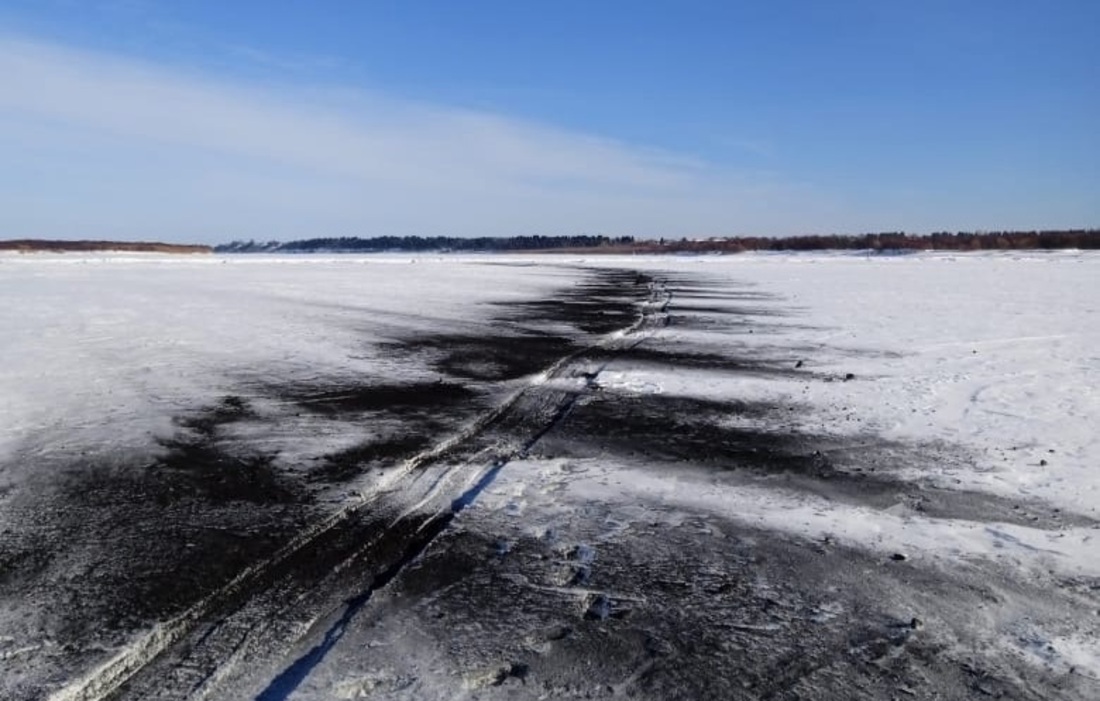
[
  {"left": 48, "top": 273, "right": 670, "bottom": 701},
  {"left": 250, "top": 277, "right": 671, "bottom": 700}
]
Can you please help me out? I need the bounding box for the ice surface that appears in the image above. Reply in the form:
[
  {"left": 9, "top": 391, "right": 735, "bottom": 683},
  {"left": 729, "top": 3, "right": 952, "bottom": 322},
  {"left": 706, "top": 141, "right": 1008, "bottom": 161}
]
[
  {"left": 0, "top": 253, "right": 569, "bottom": 466},
  {"left": 597, "top": 251, "right": 1100, "bottom": 516},
  {"left": 1, "top": 250, "right": 1097, "bottom": 700}
]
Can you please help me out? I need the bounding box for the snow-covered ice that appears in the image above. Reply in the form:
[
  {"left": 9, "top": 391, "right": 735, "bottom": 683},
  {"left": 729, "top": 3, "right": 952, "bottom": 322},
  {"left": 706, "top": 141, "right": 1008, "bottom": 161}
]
[{"left": 1, "top": 250, "right": 1097, "bottom": 700}]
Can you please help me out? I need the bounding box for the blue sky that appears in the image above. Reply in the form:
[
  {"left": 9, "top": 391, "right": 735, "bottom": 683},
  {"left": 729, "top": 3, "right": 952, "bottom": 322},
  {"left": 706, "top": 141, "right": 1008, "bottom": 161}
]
[{"left": 1, "top": 1, "right": 1097, "bottom": 243}]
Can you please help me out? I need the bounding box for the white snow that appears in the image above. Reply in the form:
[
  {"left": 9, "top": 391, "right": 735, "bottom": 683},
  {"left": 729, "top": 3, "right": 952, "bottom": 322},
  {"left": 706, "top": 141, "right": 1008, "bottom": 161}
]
[
  {"left": 2, "top": 249, "right": 1098, "bottom": 696},
  {"left": 594, "top": 250, "right": 1100, "bottom": 517},
  {"left": 0, "top": 253, "right": 571, "bottom": 471},
  {"left": 502, "top": 454, "right": 1100, "bottom": 579},
  {"left": 3, "top": 249, "right": 1097, "bottom": 543}
]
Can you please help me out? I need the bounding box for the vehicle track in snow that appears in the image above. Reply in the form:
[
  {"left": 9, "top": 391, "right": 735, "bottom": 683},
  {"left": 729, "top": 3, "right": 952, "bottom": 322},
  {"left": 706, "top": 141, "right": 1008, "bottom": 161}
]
[{"left": 47, "top": 272, "right": 671, "bottom": 701}]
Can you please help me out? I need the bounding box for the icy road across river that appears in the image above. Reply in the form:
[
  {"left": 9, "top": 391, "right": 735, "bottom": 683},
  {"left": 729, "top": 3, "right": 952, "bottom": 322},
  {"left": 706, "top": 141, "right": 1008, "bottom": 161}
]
[{"left": 0, "top": 251, "right": 1098, "bottom": 700}]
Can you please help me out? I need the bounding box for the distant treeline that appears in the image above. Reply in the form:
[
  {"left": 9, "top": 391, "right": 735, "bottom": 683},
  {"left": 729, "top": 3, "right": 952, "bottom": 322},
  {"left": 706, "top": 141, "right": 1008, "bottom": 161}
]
[
  {"left": 641, "top": 229, "right": 1100, "bottom": 253},
  {"left": 215, "top": 229, "right": 1099, "bottom": 254},
  {"left": 0, "top": 239, "right": 212, "bottom": 254},
  {"left": 215, "top": 235, "right": 635, "bottom": 253}
]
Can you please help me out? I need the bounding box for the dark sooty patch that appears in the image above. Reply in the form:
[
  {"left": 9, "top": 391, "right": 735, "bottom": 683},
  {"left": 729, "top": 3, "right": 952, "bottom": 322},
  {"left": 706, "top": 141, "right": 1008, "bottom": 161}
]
[
  {"left": 25, "top": 463, "right": 311, "bottom": 646},
  {"left": 157, "top": 395, "right": 300, "bottom": 505},
  {"left": 13, "top": 395, "right": 320, "bottom": 647},
  {"left": 545, "top": 391, "right": 1082, "bottom": 529},
  {"left": 592, "top": 344, "right": 808, "bottom": 378},
  {"left": 548, "top": 392, "right": 829, "bottom": 470},
  {"left": 381, "top": 332, "right": 578, "bottom": 383},
  {"left": 368, "top": 268, "right": 658, "bottom": 385},
  {"left": 257, "top": 381, "right": 487, "bottom": 483},
  {"left": 314, "top": 434, "right": 432, "bottom": 482},
  {"left": 492, "top": 268, "right": 655, "bottom": 335},
  {"left": 499, "top": 299, "right": 641, "bottom": 335},
  {"left": 150, "top": 441, "right": 298, "bottom": 505},
  {"left": 0, "top": 266, "right": 671, "bottom": 697},
  {"left": 393, "top": 483, "right": 1093, "bottom": 701},
  {"left": 279, "top": 381, "right": 476, "bottom": 416},
  {"left": 175, "top": 394, "right": 252, "bottom": 436}
]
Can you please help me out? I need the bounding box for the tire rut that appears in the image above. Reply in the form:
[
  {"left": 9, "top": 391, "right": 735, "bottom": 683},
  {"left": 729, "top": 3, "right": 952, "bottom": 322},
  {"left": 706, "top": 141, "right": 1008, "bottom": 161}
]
[{"left": 48, "top": 275, "right": 671, "bottom": 701}]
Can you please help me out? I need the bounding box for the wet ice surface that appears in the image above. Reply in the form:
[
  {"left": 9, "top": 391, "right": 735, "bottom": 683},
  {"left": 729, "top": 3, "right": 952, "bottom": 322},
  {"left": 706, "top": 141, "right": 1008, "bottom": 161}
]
[{"left": 1, "top": 251, "right": 1098, "bottom": 700}]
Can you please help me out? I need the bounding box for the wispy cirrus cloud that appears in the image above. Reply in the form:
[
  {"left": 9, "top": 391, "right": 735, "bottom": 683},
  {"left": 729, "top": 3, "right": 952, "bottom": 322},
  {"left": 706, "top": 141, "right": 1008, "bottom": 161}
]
[{"left": 0, "top": 35, "right": 833, "bottom": 242}]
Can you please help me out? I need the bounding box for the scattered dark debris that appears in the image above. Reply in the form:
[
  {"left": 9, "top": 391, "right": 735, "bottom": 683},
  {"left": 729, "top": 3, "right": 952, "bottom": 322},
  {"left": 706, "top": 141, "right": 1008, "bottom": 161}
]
[
  {"left": 176, "top": 394, "right": 253, "bottom": 437},
  {"left": 9, "top": 265, "right": 1094, "bottom": 701},
  {"left": 313, "top": 434, "right": 431, "bottom": 482},
  {"left": 491, "top": 662, "right": 529, "bottom": 686},
  {"left": 583, "top": 593, "right": 613, "bottom": 620},
  {"left": 282, "top": 381, "right": 476, "bottom": 416},
  {"left": 151, "top": 441, "right": 298, "bottom": 505},
  {"left": 589, "top": 344, "right": 809, "bottom": 378},
  {"left": 493, "top": 268, "right": 654, "bottom": 335},
  {"left": 541, "top": 391, "right": 1098, "bottom": 530},
  {"left": 380, "top": 332, "right": 577, "bottom": 383}
]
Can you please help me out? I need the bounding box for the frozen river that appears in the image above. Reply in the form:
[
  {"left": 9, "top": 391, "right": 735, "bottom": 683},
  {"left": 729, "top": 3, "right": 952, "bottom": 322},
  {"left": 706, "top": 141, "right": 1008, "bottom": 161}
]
[{"left": 1, "top": 251, "right": 1097, "bottom": 700}]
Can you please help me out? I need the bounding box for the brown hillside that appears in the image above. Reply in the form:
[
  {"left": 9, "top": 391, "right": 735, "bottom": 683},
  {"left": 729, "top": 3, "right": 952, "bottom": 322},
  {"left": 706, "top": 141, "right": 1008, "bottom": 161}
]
[{"left": 0, "top": 239, "right": 212, "bottom": 254}]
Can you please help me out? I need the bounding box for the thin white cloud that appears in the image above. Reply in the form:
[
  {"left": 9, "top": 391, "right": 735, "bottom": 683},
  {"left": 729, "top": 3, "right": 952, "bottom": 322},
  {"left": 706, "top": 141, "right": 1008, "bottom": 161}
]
[
  {"left": 0, "top": 35, "right": 834, "bottom": 242},
  {"left": 225, "top": 44, "right": 346, "bottom": 74}
]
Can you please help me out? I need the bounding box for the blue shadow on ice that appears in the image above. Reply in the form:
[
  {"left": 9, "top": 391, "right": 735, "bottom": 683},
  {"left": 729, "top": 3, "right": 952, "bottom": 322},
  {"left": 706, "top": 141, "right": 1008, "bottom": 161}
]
[{"left": 254, "top": 462, "right": 505, "bottom": 701}]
